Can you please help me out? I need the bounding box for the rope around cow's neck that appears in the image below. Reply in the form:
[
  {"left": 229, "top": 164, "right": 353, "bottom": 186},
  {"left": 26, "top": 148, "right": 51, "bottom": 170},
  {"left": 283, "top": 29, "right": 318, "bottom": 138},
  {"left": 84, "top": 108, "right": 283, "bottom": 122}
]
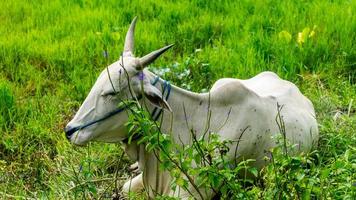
[{"left": 150, "top": 76, "right": 171, "bottom": 120}]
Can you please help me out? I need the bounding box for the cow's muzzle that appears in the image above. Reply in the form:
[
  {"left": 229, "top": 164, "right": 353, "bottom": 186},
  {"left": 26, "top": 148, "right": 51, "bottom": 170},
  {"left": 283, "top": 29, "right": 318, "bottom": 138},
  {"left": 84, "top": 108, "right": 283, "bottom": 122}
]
[{"left": 64, "top": 125, "right": 78, "bottom": 140}]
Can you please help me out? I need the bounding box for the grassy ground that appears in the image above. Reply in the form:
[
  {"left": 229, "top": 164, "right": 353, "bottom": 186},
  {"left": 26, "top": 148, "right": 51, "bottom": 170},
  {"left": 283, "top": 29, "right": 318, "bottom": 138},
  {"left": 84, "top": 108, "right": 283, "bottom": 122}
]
[{"left": 0, "top": 0, "right": 355, "bottom": 199}]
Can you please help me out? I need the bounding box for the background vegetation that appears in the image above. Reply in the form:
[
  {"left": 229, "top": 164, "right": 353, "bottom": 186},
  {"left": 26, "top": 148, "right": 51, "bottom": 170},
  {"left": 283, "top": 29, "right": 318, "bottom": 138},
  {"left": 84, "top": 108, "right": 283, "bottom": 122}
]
[{"left": 0, "top": 0, "right": 355, "bottom": 199}]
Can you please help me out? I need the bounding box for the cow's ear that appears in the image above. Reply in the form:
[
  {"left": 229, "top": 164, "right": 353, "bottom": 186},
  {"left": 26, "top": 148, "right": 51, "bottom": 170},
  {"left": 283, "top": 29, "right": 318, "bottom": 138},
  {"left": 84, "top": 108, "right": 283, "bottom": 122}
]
[{"left": 143, "top": 85, "right": 172, "bottom": 112}]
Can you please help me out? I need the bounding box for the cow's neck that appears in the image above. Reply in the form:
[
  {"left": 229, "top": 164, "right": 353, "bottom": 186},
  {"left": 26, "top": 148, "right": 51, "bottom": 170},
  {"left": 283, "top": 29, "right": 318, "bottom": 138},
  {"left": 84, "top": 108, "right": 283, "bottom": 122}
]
[
  {"left": 137, "top": 74, "right": 215, "bottom": 198},
  {"left": 150, "top": 75, "right": 212, "bottom": 140}
]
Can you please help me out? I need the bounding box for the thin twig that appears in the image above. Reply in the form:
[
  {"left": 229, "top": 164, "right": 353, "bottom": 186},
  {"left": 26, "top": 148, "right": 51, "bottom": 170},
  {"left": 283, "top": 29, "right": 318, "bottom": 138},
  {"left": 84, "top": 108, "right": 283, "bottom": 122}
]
[
  {"left": 156, "top": 141, "right": 203, "bottom": 200},
  {"left": 70, "top": 165, "right": 86, "bottom": 198},
  {"left": 0, "top": 192, "right": 36, "bottom": 200},
  {"left": 275, "top": 103, "right": 287, "bottom": 155},
  {"left": 105, "top": 48, "right": 117, "bottom": 94},
  {"left": 113, "top": 151, "right": 126, "bottom": 198},
  {"left": 182, "top": 102, "right": 209, "bottom": 166},
  {"left": 234, "top": 126, "right": 250, "bottom": 167},
  {"left": 216, "top": 107, "right": 232, "bottom": 133},
  {"left": 202, "top": 92, "right": 212, "bottom": 141},
  {"left": 67, "top": 178, "right": 117, "bottom": 192}
]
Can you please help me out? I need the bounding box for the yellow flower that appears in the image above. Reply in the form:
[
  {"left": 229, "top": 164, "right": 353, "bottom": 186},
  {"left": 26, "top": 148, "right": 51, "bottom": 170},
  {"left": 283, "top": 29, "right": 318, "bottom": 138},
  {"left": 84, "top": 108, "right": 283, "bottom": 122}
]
[
  {"left": 309, "top": 30, "right": 315, "bottom": 38},
  {"left": 297, "top": 32, "right": 304, "bottom": 44},
  {"left": 309, "top": 25, "right": 317, "bottom": 38},
  {"left": 297, "top": 27, "right": 310, "bottom": 45},
  {"left": 278, "top": 30, "right": 292, "bottom": 43}
]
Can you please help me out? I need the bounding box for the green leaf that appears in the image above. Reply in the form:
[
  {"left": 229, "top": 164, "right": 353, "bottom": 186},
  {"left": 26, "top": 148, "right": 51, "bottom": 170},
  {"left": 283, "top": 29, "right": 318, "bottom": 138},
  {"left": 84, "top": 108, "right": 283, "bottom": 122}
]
[
  {"left": 175, "top": 177, "right": 186, "bottom": 187},
  {"left": 249, "top": 167, "right": 258, "bottom": 177}
]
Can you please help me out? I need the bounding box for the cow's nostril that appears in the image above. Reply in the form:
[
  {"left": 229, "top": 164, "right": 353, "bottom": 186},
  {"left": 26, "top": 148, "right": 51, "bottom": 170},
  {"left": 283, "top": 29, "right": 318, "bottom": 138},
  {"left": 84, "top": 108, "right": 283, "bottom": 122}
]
[{"left": 64, "top": 125, "right": 78, "bottom": 140}]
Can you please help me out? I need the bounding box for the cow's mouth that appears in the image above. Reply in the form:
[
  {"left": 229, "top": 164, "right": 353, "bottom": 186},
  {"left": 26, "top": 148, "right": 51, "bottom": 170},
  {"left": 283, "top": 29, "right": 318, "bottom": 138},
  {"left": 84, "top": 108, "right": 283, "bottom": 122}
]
[
  {"left": 66, "top": 130, "right": 91, "bottom": 146},
  {"left": 64, "top": 125, "right": 80, "bottom": 140}
]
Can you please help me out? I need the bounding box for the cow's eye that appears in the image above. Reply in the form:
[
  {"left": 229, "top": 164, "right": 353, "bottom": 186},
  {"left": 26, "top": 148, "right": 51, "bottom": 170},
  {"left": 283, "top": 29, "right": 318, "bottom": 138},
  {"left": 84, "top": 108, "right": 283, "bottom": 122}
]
[{"left": 101, "top": 91, "right": 117, "bottom": 97}]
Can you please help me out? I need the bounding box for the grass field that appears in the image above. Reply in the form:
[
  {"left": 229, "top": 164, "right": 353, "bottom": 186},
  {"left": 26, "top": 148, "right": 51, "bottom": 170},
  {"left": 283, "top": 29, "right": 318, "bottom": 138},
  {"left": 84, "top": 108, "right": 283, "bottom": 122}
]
[{"left": 0, "top": 0, "right": 355, "bottom": 199}]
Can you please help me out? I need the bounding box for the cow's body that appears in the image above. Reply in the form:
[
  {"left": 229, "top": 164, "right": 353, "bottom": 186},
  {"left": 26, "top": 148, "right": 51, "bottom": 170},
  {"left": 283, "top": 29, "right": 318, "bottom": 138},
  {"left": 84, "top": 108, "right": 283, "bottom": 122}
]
[
  {"left": 65, "top": 18, "right": 318, "bottom": 200},
  {"left": 123, "top": 70, "right": 318, "bottom": 199}
]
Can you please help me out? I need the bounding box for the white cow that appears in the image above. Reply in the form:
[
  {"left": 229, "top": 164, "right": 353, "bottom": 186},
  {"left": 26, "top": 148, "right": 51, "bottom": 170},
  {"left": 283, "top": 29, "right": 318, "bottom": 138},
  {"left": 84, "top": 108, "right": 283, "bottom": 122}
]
[{"left": 65, "top": 17, "right": 318, "bottom": 199}]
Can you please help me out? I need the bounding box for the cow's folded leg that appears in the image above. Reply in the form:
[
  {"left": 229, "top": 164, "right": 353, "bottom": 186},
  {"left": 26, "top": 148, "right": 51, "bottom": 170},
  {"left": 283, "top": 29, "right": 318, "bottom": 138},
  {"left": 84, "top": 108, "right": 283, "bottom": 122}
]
[
  {"left": 122, "top": 173, "right": 144, "bottom": 195},
  {"left": 129, "top": 162, "right": 140, "bottom": 174}
]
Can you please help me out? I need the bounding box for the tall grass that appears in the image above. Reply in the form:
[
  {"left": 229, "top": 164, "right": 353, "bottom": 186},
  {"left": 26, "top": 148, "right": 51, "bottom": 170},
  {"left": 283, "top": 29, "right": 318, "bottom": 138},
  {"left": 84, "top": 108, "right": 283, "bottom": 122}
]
[{"left": 0, "top": 0, "right": 355, "bottom": 199}]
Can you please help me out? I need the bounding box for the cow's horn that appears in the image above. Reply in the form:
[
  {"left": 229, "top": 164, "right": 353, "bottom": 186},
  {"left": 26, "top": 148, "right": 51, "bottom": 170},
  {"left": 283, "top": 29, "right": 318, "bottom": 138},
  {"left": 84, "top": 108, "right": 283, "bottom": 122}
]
[
  {"left": 123, "top": 16, "right": 138, "bottom": 55},
  {"left": 138, "top": 44, "right": 174, "bottom": 68}
]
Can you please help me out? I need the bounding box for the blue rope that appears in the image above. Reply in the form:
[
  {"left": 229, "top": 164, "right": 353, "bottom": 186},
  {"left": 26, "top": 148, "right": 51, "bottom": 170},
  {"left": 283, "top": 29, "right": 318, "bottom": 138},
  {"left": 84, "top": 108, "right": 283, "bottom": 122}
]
[
  {"left": 153, "top": 80, "right": 171, "bottom": 121},
  {"left": 150, "top": 77, "right": 171, "bottom": 121},
  {"left": 65, "top": 98, "right": 140, "bottom": 137},
  {"left": 165, "top": 81, "right": 171, "bottom": 100},
  {"left": 151, "top": 76, "right": 160, "bottom": 85},
  {"left": 66, "top": 76, "right": 171, "bottom": 136},
  {"left": 151, "top": 79, "right": 166, "bottom": 118}
]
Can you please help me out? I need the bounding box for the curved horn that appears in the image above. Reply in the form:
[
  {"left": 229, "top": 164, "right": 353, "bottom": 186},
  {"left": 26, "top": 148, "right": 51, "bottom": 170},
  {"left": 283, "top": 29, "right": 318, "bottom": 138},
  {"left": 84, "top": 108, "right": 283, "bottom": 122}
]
[
  {"left": 138, "top": 44, "right": 174, "bottom": 68},
  {"left": 123, "top": 16, "right": 138, "bottom": 55}
]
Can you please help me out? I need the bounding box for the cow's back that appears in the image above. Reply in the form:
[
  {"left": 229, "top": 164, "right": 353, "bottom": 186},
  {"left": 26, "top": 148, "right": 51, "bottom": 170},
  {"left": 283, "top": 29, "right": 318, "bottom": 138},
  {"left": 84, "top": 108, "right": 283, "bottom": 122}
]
[{"left": 210, "top": 71, "right": 318, "bottom": 169}]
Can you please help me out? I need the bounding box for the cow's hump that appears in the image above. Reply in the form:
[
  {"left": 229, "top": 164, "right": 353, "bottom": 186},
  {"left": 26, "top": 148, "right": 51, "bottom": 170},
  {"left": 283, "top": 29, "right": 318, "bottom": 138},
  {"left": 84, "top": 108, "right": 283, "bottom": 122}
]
[
  {"left": 210, "top": 71, "right": 293, "bottom": 98},
  {"left": 210, "top": 71, "right": 313, "bottom": 112}
]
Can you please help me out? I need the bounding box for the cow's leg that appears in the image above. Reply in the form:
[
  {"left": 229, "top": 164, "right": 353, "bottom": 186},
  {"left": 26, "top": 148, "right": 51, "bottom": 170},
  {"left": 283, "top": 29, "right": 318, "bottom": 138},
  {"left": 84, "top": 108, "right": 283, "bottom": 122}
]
[
  {"left": 122, "top": 173, "right": 144, "bottom": 195},
  {"left": 129, "top": 162, "right": 140, "bottom": 174}
]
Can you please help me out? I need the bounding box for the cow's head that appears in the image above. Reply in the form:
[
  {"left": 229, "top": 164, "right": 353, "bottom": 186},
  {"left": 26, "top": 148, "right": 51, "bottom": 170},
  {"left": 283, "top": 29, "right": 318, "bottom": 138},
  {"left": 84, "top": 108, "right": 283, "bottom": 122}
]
[{"left": 65, "top": 17, "right": 172, "bottom": 145}]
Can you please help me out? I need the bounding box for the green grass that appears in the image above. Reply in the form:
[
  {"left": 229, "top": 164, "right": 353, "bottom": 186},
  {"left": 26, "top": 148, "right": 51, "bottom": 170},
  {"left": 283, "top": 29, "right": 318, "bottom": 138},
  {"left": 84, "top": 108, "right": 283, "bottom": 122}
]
[{"left": 0, "top": 0, "right": 355, "bottom": 199}]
